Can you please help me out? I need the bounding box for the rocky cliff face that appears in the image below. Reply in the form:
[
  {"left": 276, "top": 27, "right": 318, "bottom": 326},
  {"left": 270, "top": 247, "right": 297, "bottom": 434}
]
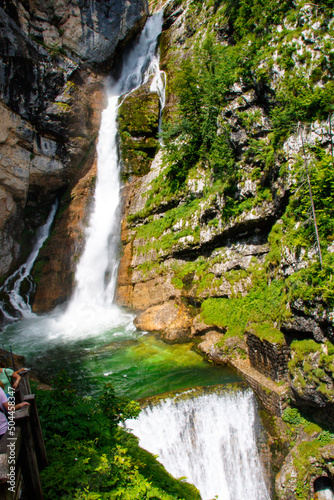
[
  {"left": 115, "top": 1, "right": 334, "bottom": 497},
  {"left": 117, "top": 0, "right": 334, "bottom": 366},
  {"left": 116, "top": 0, "right": 290, "bottom": 332},
  {"left": 0, "top": 0, "right": 148, "bottom": 313}
]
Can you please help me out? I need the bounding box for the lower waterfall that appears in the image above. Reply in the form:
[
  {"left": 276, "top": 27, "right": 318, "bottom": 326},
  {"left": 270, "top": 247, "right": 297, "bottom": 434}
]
[{"left": 125, "top": 388, "right": 271, "bottom": 500}]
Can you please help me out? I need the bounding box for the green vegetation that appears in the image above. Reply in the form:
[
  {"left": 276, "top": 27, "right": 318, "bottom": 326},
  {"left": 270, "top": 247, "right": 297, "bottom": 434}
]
[
  {"left": 288, "top": 339, "right": 334, "bottom": 400},
  {"left": 248, "top": 323, "right": 285, "bottom": 344},
  {"left": 282, "top": 407, "right": 308, "bottom": 427},
  {"left": 271, "top": 78, "right": 334, "bottom": 145},
  {"left": 36, "top": 373, "right": 200, "bottom": 500},
  {"left": 162, "top": 33, "right": 238, "bottom": 186},
  {"left": 279, "top": 406, "right": 334, "bottom": 499},
  {"left": 200, "top": 278, "right": 288, "bottom": 337},
  {"left": 129, "top": 0, "right": 334, "bottom": 270}
]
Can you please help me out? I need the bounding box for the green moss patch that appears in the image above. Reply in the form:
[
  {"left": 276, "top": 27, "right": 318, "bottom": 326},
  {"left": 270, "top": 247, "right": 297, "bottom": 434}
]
[
  {"left": 200, "top": 279, "right": 288, "bottom": 337},
  {"left": 248, "top": 323, "right": 286, "bottom": 345}
]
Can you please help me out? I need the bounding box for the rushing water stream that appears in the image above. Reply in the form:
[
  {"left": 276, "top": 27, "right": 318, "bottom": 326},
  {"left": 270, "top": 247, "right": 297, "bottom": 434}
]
[
  {"left": 126, "top": 387, "right": 270, "bottom": 500},
  {"left": 0, "top": 12, "right": 272, "bottom": 499}
]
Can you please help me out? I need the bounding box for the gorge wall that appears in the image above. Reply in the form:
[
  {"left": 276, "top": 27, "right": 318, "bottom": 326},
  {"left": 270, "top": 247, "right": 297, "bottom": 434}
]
[
  {"left": 0, "top": 0, "right": 148, "bottom": 313},
  {"left": 115, "top": 1, "right": 334, "bottom": 498}
]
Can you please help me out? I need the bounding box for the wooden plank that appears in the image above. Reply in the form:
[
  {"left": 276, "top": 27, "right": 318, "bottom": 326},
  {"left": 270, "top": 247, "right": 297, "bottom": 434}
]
[
  {"left": 22, "top": 395, "right": 47, "bottom": 469},
  {"left": 17, "top": 372, "right": 31, "bottom": 403},
  {"left": 15, "top": 408, "right": 44, "bottom": 500}
]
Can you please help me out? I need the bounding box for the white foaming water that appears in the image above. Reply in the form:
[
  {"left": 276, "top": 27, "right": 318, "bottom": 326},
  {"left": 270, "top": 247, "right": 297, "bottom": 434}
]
[
  {"left": 125, "top": 389, "right": 271, "bottom": 500},
  {"left": 2, "top": 13, "right": 164, "bottom": 343},
  {"left": 0, "top": 201, "right": 58, "bottom": 322},
  {"left": 149, "top": 55, "right": 166, "bottom": 137}
]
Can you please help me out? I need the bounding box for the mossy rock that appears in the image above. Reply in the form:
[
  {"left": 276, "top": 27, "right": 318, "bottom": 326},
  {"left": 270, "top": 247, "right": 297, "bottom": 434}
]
[
  {"left": 288, "top": 340, "right": 334, "bottom": 424},
  {"left": 31, "top": 257, "right": 49, "bottom": 285},
  {"left": 276, "top": 436, "right": 334, "bottom": 500},
  {"left": 118, "top": 77, "right": 160, "bottom": 176},
  {"left": 247, "top": 322, "right": 286, "bottom": 345}
]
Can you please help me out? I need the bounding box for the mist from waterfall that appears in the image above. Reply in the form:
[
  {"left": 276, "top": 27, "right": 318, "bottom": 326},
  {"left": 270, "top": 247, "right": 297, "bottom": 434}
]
[{"left": 125, "top": 388, "right": 271, "bottom": 500}]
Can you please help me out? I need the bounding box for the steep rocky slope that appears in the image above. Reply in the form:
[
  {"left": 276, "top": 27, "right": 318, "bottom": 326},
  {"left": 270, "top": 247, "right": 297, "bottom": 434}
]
[
  {"left": 118, "top": 1, "right": 333, "bottom": 333},
  {"left": 0, "top": 0, "right": 148, "bottom": 315},
  {"left": 115, "top": 1, "right": 334, "bottom": 497}
]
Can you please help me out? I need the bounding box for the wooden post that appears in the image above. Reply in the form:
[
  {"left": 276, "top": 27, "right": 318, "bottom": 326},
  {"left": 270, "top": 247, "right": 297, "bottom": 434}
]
[
  {"left": 17, "top": 372, "right": 31, "bottom": 404},
  {"left": 22, "top": 395, "right": 47, "bottom": 470},
  {"left": 15, "top": 407, "right": 44, "bottom": 500}
]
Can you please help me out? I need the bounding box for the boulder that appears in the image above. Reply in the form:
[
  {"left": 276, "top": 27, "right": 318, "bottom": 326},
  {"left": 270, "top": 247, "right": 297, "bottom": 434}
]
[
  {"left": 134, "top": 300, "right": 192, "bottom": 341},
  {"left": 197, "top": 332, "right": 226, "bottom": 364},
  {"left": 276, "top": 438, "right": 334, "bottom": 500},
  {"left": 282, "top": 315, "right": 326, "bottom": 343},
  {"left": 288, "top": 340, "right": 334, "bottom": 426}
]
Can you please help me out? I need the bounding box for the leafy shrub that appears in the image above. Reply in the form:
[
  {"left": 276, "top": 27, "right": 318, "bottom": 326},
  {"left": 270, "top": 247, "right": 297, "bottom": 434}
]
[
  {"left": 282, "top": 407, "right": 305, "bottom": 426},
  {"left": 162, "top": 33, "right": 238, "bottom": 186},
  {"left": 37, "top": 372, "right": 199, "bottom": 500}
]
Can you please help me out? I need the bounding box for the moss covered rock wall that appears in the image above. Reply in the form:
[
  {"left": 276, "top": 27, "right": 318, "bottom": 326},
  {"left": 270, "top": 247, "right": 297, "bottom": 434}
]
[
  {"left": 118, "top": 77, "right": 160, "bottom": 177},
  {"left": 116, "top": 1, "right": 334, "bottom": 496}
]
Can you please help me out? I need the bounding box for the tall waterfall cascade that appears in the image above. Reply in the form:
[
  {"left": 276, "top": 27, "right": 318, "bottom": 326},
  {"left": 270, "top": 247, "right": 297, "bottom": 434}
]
[
  {"left": 60, "top": 11, "right": 165, "bottom": 337},
  {"left": 125, "top": 388, "right": 271, "bottom": 500}
]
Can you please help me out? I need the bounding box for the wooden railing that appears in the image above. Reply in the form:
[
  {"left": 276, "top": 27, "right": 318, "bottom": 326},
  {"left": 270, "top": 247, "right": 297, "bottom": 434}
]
[{"left": 0, "top": 371, "right": 47, "bottom": 500}]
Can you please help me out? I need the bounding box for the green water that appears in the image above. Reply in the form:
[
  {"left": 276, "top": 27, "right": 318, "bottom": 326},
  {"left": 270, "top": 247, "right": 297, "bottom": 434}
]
[
  {"left": 2, "top": 314, "right": 239, "bottom": 399},
  {"left": 84, "top": 335, "right": 239, "bottom": 399}
]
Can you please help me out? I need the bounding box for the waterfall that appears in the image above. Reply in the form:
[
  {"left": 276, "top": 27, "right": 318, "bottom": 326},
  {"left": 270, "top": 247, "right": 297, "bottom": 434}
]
[
  {"left": 0, "top": 201, "right": 58, "bottom": 322},
  {"left": 56, "top": 11, "right": 164, "bottom": 337},
  {"left": 1, "top": 12, "right": 164, "bottom": 341},
  {"left": 149, "top": 52, "right": 166, "bottom": 137},
  {"left": 125, "top": 388, "right": 271, "bottom": 500},
  {"left": 70, "top": 10, "right": 164, "bottom": 309}
]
